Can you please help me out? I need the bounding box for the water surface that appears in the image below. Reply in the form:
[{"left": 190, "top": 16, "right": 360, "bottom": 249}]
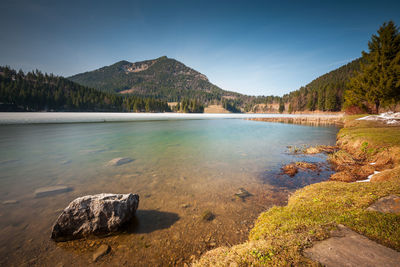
[{"left": 0, "top": 118, "right": 338, "bottom": 266}]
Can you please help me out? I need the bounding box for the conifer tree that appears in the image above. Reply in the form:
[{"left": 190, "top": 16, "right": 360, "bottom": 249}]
[
  {"left": 279, "top": 99, "right": 285, "bottom": 113},
  {"left": 345, "top": 21, "right": 400, "bottom": 113}
]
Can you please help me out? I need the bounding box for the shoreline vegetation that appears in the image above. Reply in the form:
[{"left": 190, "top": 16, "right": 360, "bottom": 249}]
[
  {"left": 194, "top": 114, "right": 400, "bottom": 266},
  {"left": 248, "top": 114, "right": 344, "bottom": 126}
]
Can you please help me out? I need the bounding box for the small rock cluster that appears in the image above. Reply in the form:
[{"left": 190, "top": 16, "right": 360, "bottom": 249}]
[{"left": 281, "top": 162, "right": 320, "bottom": 177}]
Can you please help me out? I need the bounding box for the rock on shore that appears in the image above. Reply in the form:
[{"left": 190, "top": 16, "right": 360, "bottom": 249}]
[{"left": 51, "top": 193, "right": 139, "bottom": 241}]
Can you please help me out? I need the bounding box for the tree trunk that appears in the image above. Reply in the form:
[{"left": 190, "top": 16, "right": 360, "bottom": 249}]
[{"left": 375, "top": 100, "right": 380, "bottom": 114}]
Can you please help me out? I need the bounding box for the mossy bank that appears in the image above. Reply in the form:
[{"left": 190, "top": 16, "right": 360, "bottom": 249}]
[{"left": 194, "top": 115, "right": 400, "bottom": 266}]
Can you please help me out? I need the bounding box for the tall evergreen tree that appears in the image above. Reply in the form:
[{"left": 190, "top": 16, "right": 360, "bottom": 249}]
[
  {"left": 345, "top": 21, "right": 400, "bottom": 113},
  {"left": 325, "top": 85, "right": 338, "bottom": 111},
  {"left": 278, "top": 99, "right": 285, "bottom": 113}
]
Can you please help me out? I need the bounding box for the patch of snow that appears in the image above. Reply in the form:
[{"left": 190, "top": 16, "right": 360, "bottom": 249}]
[
  {"left": 357, "top": 112, "right": 400, "bottom": 125},
  {"left": 357, "top": 115, "right": 376, "bottom": 121},
  {"left": 369, "top": 162, "right": 376, "bottom": 165},
  {"left": 357, "top": 171, "right": 381, "bottom": 183}
]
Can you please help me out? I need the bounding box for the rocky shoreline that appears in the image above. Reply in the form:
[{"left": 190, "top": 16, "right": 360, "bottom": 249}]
[
  {"left": 194, "top": 114, "right": 400, "bottom": 266},
  {"left": 328, "top": 115, "right": 400, "bottom": 183}
]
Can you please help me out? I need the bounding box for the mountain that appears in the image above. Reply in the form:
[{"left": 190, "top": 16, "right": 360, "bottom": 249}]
[
  {"left": 68, "top": 56, "right": 242, "bottom": 103},
  {"left": 283, "top": 58, "right": 363, "bottom": 112}
]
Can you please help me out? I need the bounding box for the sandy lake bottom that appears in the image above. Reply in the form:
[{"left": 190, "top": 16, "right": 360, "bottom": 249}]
[{"left": 0, "top": 118, "right": 338, "bottom": 266}]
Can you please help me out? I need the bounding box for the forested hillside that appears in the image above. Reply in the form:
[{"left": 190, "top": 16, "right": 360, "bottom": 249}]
[
  {"left": 282, "top": 58, "right": 362, "bottom": 112},
  {"left": 68, "top": 56, "right": 243, "bottom": 103},
  {"left": 0, "top": 66, "right": 170, "bottom": 112}
]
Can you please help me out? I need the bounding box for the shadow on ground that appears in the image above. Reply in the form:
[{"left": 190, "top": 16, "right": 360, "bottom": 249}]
[{"left": 123, "top": 209, "right": 180, "bottom": 234}]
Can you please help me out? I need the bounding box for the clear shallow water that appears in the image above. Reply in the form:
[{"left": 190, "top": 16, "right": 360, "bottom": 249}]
[{"left": 0, "top": 119, "right": 338, "bottom": 266}]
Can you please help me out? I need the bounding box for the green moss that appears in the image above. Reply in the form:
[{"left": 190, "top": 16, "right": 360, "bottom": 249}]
[
  {"left": 361, "top": 141, "right": 369, "bottom": 152},
  {"left": 248, "top": 179, "right": 400, "bottom": 265}
]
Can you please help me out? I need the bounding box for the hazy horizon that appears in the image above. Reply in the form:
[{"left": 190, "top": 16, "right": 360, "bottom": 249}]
[{"left": 1, "top": 0, "right": 400, "bottom": 96}]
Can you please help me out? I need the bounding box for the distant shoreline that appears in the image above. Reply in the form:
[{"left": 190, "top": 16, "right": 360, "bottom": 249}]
[
  {"left": 248, "top": 115, "right": 344, "bottom": 126},
  {"left": 0, "top": 112, "right": 344, "bottom": 125}
]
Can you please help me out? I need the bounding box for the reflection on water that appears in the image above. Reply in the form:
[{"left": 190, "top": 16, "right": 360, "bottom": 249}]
[{"left": 0, "top": 119, "right": 338, "bottom": 266}]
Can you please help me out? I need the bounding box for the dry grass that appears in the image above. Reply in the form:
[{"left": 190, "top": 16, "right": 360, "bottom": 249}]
[{"left": 204, "top": 105, "right": 230, "bottom": 114}]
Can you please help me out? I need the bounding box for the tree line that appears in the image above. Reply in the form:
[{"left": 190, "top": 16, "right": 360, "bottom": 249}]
[
  {"left": 173, "top": 99, "right": 204, "bottom": 113},
  {"left": 0, "top": 66, "right": 170, "bottom": 112}
]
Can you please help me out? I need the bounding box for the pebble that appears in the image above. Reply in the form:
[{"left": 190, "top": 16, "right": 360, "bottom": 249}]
[
  {"left": 2, "top": 200, "right": 19, "bottom": 205},
  {"left": 93, "top": 244, "right": 110, "bottom": 262},
  {"left": 201, "top": 210, "right": 215, "bottom": 221},
  {"left": 117, "top": 245, "right": 127, "bottom": 250}
]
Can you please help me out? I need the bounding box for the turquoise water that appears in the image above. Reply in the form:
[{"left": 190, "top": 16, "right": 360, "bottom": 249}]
[{"left": 0, "top": 119, "right": 338, "bottom": 266}]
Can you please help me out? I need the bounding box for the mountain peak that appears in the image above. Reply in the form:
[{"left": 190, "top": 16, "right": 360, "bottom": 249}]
[
  {"left": 156, "top": 56, "right": 168, "bottom": 60},
  {"left": 68, "top": 57, "right": 238, "bottom": 101}
]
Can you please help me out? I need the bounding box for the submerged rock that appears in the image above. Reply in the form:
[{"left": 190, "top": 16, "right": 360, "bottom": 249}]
[
  {"left": 234, "top": 188, "right": 252, "bottom": 200},
  {"left": 305, "top": 145, "right": 337, "bottom": 154},
  {"left": 282, "top": 163, "right": 298, "bottom": 177},
  {"left": 305, "top": 147, "right": 320, "bottom": 154},
  {"left": 201, "top": 210, "right": 215, "bottom": 221},
  {"left": 51, "top": 193, "right": 139, "bottom": 241},
  {"left": 93, "top": 244, "right": 111, "bottom": 262},
  {"left": 295, "top": 162, "right": 319, "bottom": 171},
  {"left": 107, "top": 157, "right": 133, "bottom": 166},
  {"left": 281, "top": 162, "right": 320, "bottom": 177},
  {"left": 34, "top": 185, "right": 73, "bottom": 198}
]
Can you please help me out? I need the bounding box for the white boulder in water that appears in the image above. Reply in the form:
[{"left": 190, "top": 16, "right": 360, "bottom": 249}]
[
  {"left": 51, "top": 193, "right": 139, "bottom": 241},
  {"left": 106, "top": 157, "right": 133, "bottom": 166}
]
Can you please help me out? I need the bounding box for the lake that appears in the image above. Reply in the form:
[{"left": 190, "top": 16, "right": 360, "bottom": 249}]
[{"left": 0, "top": 114, "right": 339, "bottom": 266}]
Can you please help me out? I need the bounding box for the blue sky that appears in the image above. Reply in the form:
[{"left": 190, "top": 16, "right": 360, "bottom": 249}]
[{"left": 1, "top": 0, "right": 400, "bottom": 96}]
